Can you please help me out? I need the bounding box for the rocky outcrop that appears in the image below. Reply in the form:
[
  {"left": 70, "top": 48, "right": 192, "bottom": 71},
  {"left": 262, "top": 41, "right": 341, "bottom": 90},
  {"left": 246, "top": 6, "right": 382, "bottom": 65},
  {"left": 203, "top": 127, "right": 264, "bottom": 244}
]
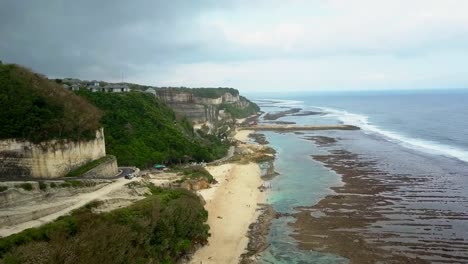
[
  {"left": 0, "top": 129, "right": 107, "bottom": 179},
  {"left": 181, "top": 179, "right": 210, "bottom": 191}
]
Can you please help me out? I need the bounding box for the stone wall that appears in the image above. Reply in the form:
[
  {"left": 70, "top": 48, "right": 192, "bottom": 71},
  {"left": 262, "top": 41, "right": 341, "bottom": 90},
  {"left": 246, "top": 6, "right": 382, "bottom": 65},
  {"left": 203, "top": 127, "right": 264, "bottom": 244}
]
[
  {"left": 82, "top": 155, "right": 118, "bottom": 178},
  {"left": 0, "top": 129, "right": 106, "bottom": 179}
]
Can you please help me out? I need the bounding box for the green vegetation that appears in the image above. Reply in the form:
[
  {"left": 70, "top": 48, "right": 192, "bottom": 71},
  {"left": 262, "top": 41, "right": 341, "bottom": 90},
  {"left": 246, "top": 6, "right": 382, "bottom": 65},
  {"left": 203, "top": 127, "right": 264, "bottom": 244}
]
[
  {"left": 59, "top": 180, "right": 97, "bottom": 188},
  {"left": 77, "top": 91, "right": 228, "bottom": 167},
  {"left": 0, "top": 64, "right": 101, "bottom": 142},
  {"left": 49, "top": 182, "right": 57, "bottom": 188},
  {"left": 38, "top": 182, "right": 47, "bottom": 191},
  {"left": 0, "top": 186, "right": 209, "bottom": 264},
  {"left": 14, "top": 183, "right": 33, "bottom": 191},
  {"left": 0, "top": 186, "right": 8, "bottom": 192},
  {"left": 174, "top": 166, "right": 214, "bottom": 183},
  {"left": 220, "top": 96, "right": 260, "bottom": 119},
  {"left": 66, "top": 155, "right": 114, "bottom": 177},
  {"left": 158, "top": 87, "right": 239, "bottom": 98}
]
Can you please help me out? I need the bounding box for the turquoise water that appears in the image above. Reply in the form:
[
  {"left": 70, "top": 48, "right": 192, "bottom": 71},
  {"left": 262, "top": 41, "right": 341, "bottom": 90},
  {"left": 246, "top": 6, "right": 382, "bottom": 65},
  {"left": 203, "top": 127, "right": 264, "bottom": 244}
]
[{"left": 260, "top": 132, "right": 348, "bottom": 263}]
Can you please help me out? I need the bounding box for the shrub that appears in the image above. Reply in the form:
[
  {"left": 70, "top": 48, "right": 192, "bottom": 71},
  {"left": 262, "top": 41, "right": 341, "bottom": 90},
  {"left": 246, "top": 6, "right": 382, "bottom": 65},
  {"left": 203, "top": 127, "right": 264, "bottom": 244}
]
[
  {"left": 0, "top": 188, "right": 209, "bottom": 263},
  {"left": 0, "top": 64, "right": 101, "bottom": 142},
  {"left": 59, "top": 182, "right": 71, "bottom": 188},
  {"left": 38, "top": 182, "right": 47, "bottom": 191},
  {"left": 15, "top": 183, "right": 33, "bottom": 191},
  {"left": 0, "top": 186, "right": 8, "bottom": 192},
  {"left": 179, "top": 166, "right": 214, "bottom": 183},
  {"left": 219, "top": 96, "right": 260, "bottom": 119},
  {"left": 49, "top": 182, "right": 57, "bottom": 188}
]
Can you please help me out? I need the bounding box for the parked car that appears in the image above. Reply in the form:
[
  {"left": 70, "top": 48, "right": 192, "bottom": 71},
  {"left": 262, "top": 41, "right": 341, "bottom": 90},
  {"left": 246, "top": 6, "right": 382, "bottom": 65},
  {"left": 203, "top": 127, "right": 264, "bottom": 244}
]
[{"left": 125, "top": 173, "right": 134, "bottom": 179}]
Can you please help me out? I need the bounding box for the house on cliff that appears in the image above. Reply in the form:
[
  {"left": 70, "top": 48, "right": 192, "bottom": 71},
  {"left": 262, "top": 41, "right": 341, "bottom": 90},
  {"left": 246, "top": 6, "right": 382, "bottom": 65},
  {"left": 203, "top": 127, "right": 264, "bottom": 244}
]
[
  {"left": 145, "top": 87, "right": 156, "bottom": 96},
  {"left": 90, "top": 84, "right": 130, "bottom": 93}
]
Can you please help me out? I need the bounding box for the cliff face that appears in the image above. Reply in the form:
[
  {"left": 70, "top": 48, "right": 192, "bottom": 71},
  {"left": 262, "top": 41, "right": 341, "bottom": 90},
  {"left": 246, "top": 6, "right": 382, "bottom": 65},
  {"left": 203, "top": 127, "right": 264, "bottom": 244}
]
[
  {"left": 154, "top": 89, "right": 257, "bottom": 135},
  {"left": 0, "top": 129, "right": 107, "bottom": 179},
  {"left": 221, "top": 92, "right": 240, "bottom": 103},
  {"left": 156, "top": 90, "right": 242, "bottom": 123},
  {"left": 156, "top": 90, "right": 193, "bottom": 103}
]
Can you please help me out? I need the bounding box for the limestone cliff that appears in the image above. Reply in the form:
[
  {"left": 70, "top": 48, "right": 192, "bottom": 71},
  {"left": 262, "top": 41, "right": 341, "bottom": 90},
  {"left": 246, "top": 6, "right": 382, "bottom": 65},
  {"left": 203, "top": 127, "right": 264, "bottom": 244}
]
[
  {"left": 155, "top": 89, "right": 254, "bottom": 125},
  {"left": 0, "top": 129, "right": 107, "bottom": 179}
]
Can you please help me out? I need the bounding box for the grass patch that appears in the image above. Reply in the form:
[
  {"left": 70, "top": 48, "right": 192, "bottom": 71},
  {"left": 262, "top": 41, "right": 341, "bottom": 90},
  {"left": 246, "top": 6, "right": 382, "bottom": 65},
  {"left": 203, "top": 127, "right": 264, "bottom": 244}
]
[{"left": 66, "top": 155, "right": 114, "bottom": 177}]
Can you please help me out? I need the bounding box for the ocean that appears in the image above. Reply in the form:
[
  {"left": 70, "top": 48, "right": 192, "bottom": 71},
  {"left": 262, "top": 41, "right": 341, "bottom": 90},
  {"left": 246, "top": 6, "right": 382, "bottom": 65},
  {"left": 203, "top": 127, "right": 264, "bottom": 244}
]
[{"left": 251, "top": 89, "right": 468, "bottom": 263}]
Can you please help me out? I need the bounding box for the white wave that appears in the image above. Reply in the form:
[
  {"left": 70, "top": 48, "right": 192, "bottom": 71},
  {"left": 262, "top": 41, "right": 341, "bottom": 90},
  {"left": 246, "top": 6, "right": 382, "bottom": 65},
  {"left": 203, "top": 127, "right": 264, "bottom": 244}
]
[
  {"left": 254, "top": 99, "right": 304, "bottom": 107},
  {"left": 315, "top": 106, "right": 468, "bottom": 163}
]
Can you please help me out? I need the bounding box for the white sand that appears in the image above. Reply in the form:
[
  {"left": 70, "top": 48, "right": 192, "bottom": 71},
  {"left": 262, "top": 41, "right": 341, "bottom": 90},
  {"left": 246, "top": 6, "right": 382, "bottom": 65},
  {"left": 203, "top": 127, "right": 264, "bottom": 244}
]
[
  {"left": 191, "top": 130, "right": 264, "bottom": 264},
  {"left": 234, "top": 129, "right": 254, "bottom": 142}
]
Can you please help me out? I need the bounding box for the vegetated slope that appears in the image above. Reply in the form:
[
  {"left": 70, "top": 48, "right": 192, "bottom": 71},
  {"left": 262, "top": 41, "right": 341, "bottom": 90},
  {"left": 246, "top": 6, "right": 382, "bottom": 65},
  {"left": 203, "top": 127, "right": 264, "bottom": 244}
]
[
  {"left": 157, "top": 87, "right": 239, "bottom": 98},
  {"left": 220, "top": 96, "right": 260, "bottom": 119},
  {"left": 78, "top": 91, "right": 227, "bottom": 167},
  {"left": 0, "top": 64, "right": 101, "bottom": 142},
  {"left": 0, "top": 186, "right": 209, "bottom": 264}
]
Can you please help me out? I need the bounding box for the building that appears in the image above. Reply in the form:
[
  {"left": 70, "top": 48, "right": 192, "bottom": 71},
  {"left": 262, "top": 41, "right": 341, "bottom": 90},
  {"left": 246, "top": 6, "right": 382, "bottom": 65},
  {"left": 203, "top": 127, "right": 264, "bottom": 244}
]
[
  {"left": 90, "top": 86, "right": 101, "bottom": 92},
  {"left": 145, "top": 87, "right": 156, "bottom": 96},
  {"left": 87, "top": 81, "right": 100, "bottom": 92},
  {"left": 88, "top": 84, "right": 130, "bottom": 93},
  {"left": 62, "top": 83, "right": 79, "bottom": 91},
  {"left": 70, "top": 84, "right": 80, "bottom": 91},
  {"left": 105, "top": 84, "right": 130, "bottom": 93}
]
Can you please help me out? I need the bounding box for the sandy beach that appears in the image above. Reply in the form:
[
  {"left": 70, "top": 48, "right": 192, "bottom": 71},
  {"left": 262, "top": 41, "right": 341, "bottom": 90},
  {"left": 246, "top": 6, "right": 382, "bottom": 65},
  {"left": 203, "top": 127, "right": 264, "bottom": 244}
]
[
  {"left": 191, "top": 130, "right": 264, "bottom": 264},
  {"left": 234, "top": 129, "right": 254, "bottom": 142}
]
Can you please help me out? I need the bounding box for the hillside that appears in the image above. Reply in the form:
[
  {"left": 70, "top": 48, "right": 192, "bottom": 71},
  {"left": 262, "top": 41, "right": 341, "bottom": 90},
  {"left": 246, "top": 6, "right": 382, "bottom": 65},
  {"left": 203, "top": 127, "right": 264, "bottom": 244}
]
[
  {"left": 0, "top": 186, "right": 209, "bottom": 264},
  {"left": 0, "top": 64, "right": 101, "bottom": 142},
  {"left": 220, "top": 96, "right": 260, "bottom": 119},
  {"left": 77, "top": 90, "right": 228, "bottom": 167},
  {"left": 161, "top": 87, "right": 239, "bottom": 98}
]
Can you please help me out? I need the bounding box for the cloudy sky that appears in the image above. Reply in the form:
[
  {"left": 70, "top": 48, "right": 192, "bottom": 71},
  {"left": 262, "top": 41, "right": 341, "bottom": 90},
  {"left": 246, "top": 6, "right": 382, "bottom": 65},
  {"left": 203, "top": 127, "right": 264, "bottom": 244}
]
[{"left": 1, "top": 0, "right": 468, "bottom": 92}]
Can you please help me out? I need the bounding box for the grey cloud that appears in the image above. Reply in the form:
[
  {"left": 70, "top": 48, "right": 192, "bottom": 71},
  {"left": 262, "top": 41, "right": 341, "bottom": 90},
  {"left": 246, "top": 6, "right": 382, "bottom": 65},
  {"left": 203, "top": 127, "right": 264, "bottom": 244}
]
[{"left": 0, "top": 0, "right": 224, "bottom": 80}]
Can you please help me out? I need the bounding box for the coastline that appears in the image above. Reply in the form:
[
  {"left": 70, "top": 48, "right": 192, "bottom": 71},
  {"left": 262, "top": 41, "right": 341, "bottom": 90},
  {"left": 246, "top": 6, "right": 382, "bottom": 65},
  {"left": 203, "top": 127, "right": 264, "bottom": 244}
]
[{"left": 190, "top": 129, "right": 266, "bottom": 264}]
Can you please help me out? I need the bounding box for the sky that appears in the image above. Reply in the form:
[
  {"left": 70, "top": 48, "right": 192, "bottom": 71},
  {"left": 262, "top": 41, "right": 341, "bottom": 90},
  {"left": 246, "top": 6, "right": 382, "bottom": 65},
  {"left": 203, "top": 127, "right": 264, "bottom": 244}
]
[{"left": 1, "top": 0, "right": 468, "bottom": 93}]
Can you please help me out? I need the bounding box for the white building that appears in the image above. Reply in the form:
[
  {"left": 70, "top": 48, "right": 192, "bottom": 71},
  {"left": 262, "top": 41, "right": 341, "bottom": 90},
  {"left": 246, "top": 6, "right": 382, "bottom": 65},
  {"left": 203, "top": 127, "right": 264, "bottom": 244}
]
[
  {"left": 70, "top": 84, "right": 80, "bottom": 91},
  {"left": 145, "top": 87, "right": 156, "bottom": 96},
  {"left": 94, "top": 84, "right": 130, "bottom": 93}
]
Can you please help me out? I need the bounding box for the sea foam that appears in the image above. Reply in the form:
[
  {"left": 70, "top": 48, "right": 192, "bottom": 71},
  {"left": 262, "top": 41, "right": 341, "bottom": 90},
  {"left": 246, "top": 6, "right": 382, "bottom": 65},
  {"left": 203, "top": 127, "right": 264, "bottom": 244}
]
[{"left": 315, "top": 106, "right": 468, "bottom": 163}]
